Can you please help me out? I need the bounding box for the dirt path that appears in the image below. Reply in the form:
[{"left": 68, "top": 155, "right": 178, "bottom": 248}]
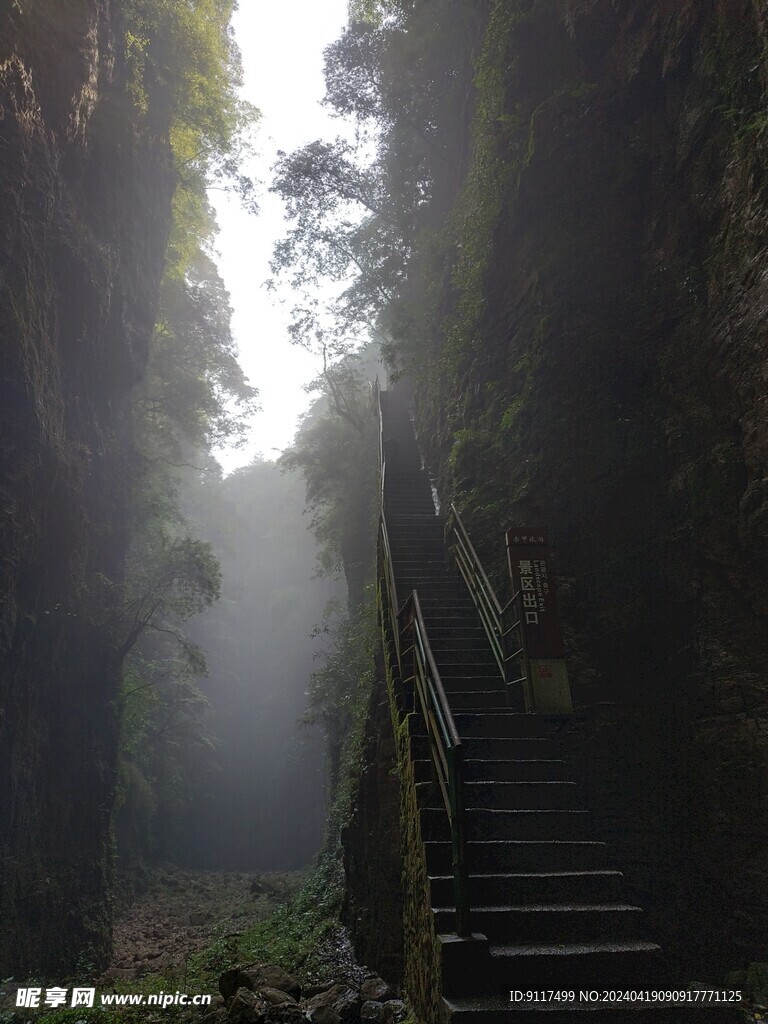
[{"left": 104, "top": 865, "right": 306, "bottom": 982}]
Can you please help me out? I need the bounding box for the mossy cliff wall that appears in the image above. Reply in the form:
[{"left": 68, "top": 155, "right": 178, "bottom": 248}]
[
  {"left": 342, "top": 665, "right": 404, "bottom": 983},
  {"left": 0, "top": 1, "right": 173, "bottom": 973},
  {"left": 344, "top": 596, "right": 444, "bottom": 1022},
  {"left": 412, "top": 0, "right": 768, "bottom": 977}
]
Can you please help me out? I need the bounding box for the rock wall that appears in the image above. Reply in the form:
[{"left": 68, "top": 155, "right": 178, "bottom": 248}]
[
  {"left": 342, "top": 661, "right": 403, "bottom": 986},
  {"left": 344, "top": 594, "right": 445, "bottom": 1021},
  {"left": 415, "top": 0, "right": 768, "bottom": 979},
  {"left": 0, "top": 0, "right": 173, "bottom": 973}
]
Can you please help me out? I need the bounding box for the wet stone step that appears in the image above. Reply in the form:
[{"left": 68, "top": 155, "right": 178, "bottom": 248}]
[
  {"left": 417, "top": 780, "right": 578, "bottom": 812},
  {"left": 432, "top": 644, "right": 497, "bottom": 659},
  {"left": 445, "top": 691, "right": 509, "bottom": 711},
  {"left": 486, "top": 940, "right": 662, "bottom": 991},
  {"left": 464, "top": 759, "right": 570, "bottom": 782},
  {"left": 433, "top": 904, "right": 645, "bottom": 944},
  {"left": 427, "top": 631, "right": 491, "bottom": 646},
  {"left": 425, "top": 839, "right": 610, "bottom": 874},
  {"left": 411, "top": 735, "right": 560, "bottom": 760},
  {"left": 429, "top": 869, "right": 625, "bottom": 907},
  {"left": 463, "top": 780, "right": 580, "bottom": 811},
  {"left": 439, "top": 661, "right": 501, "bottom": 677},
  {"left": 453, "top": 713, "right": 560, "bottom": 739},
  {"left": 417, "top": 672, "right": 502, "bottom": 690},
  {"left": 418, "top": 616, "right": 486, "bottom": 629},
  {"left": 421, "top": 807, "right": 591, "bottom": 842},
  {"left": 391, "top": 559, "right": 452, "bottom": 570}
]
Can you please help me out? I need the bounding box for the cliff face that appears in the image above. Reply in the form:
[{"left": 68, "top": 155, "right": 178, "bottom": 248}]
[
  {"left": 0, "top": 0, "right": 172, "bottom": 973},
  {"left": 416, "top": 0, "right": 768, "bottom": 975}
]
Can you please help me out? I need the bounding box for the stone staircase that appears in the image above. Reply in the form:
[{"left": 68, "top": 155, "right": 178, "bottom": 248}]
[{"left": 378, "top": 389, "right": 739, "bottom": 1023}]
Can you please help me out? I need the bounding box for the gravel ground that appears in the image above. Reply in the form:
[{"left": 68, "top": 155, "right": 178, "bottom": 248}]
[{"left": 103, "top": 865, "right": 307, "bottom": 982}]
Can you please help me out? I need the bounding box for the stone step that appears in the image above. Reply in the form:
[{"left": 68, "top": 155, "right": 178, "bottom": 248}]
[
  {"left": 392, "top": 565, "right": 453, "bottom": 577},
  {"left": 434, "top": 904, "right": 644, "bottom": 944},
  {"left": 419, "top": 618, "right": 486, "bottom": 633},
  {"left": 464, "top": 759, "right": 570, "bottom": 782},
  {"left": 411, "top": 593, "right": 476, "bottom": 606},
  {"left": 428, "top": 632, "right": 493, "bottom": 647},
  {"left": 421, "top": 808, "right": 591, "bottom": 842},
  {"left": 453, "top": 713, "right": 560, "bottom": 739},
  {"left": 445, "top": 690, "right": 509, "bottom": 711},
  {"left": 438, "top": 691, "right": 510, "bottom": 712},
  {"left": 413, "top": 585, "right": 474, "bottom": 595},
  {"left": 429, "top": 870, "right": 625, "bottom": 907},
  {"left": 387, "top": 501, "right": 435, "bottom": 510},
  {"left": 393, "top": 563, "right": 450, "bottom": 574},
  {"left": 411, "top": 735, "right": 559, "bottom": 760},
  {"left": 400, "top": 664, "right": 499, "bottom": 686},
  {"left": 425, "top": 840, "right": 610, "bottom": 875},
  {"left": 440, "top": 662, "right": 502, "bottom": 678},
  {"left": 390, "top": 538, "right": 446, "bottom": 548},
  {"left": 420, "top": 757, "right": 567, "bottom": 785},
  {"left": 464, "top": 781, "right": 580, "bottom": 811},
  {"left": 485, "top": 940, "right": 662, "bottom": 990},
  {"left": 408, "top": 713, "right": 545, "bottom": 744},
  {"left": 415, "top": 608, "right": 483, "bottom": 619},
  {"left": 418, "top": 605, "right": 480, "bottom": 619},
  {"left": 417, "top": 780, "right": 579, "bottom": 811}
]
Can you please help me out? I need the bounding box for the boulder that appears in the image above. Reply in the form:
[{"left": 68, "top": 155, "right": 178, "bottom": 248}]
[
  {"left": 302, "top": 983, "right": 334, "bottom": 999},
  {"left": 266, "top": 1005, "right": 307, "bottom": 1024},
  {"left": 228, "top": 988, "right": 269, "bottom": 1024},
  {"left": 331, "top": 989, "right": 361, "bottom": 1023},
  {"left": 243, "top": 965, "right": 302, "bottom": 1001},
  {"left": 220, "top": 969, "right": 255, "bottom": 1002},
  {"left": 199, "top": 1011, "right": 228, "bottom": 1024},
  {"left": 303, "top": 985, "right": 344, "bottom": 1024},
  {"left": 260, "top": 988, "right": 297, "bottom": 1007},
  {"left": 384, "top": 1000, "right": 407, "bottom": 1023},
  {"left": 360, "top": 978, "right": 395, "bottom": 1003},
  {"left": 360, "top": 1000, "right": 404, "bottom": 1024},
  {"left": 360, "top": 1002, "right": 388, "bottom": 1024}
]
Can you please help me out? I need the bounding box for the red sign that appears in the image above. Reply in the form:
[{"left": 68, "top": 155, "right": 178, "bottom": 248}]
[{"left": 505, "top": 528, "right": 564, "bottom": 659}]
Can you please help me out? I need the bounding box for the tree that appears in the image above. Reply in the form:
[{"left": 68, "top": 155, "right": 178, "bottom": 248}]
[
  {"left": 125, "top": 0, "right": 261, "bottom": 276},
  {"left": 137, "top": 249, "right": 258, "bottom": 461},
  {"left": 269, "top": 140, "right": 404, "bottom": 358},
  {"left": 281, "top": 350, "right": 379, "bottom": 606}
]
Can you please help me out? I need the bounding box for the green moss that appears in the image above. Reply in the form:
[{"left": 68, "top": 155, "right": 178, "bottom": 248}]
[{"left": 378, "top": 590, "right": 443, "bottom": 1024}]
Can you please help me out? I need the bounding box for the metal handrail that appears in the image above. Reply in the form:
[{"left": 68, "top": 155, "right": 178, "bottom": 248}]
[
  {"left": 449, "top": 504, "right": 531, "bottom": 707},
  {"left": 379, "top": 512, "right": 402, "bottom": 671},
  {"left": 399, "top": 591, "right": 471, "bottom": 936},
  {"left": 376, "top": 387, "right": 471, "bottom": 936}
]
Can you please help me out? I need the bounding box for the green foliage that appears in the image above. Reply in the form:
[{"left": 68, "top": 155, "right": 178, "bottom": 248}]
[
  {"left": 137, "top": 253, "right": 258, "bottom": 459},
  {"left": 280, "top": 350, "right": 378, "bottom": 601},
  {"left": 272, "top": 1, "right": 482, "bottom": 365},
  {"left": 269, "top": 140, "right": 400, "bottom": 357},
  {"left": 114, "top": 0, "right": 259, "bottom": 881},
  {"left": 125, "top": 0, "right": 259, "bottom": 277},
  {"left": 307, "top": 598, "right": 377, "bottom": 801},
  {"left": 232, "top": 856, "right": 345, "bottom": 980},
  {"left": 439, "top": 1, "right": 521, "bottom": 375}
]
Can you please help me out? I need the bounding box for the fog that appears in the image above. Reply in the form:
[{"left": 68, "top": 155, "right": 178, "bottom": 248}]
[{"left": 178, "top": 459, "right": 344, "bottom": 870}]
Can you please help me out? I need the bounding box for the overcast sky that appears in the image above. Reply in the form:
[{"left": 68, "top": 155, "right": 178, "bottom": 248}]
[{"left": 211, "top": 0, "right": 351, "bottom": 471}]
